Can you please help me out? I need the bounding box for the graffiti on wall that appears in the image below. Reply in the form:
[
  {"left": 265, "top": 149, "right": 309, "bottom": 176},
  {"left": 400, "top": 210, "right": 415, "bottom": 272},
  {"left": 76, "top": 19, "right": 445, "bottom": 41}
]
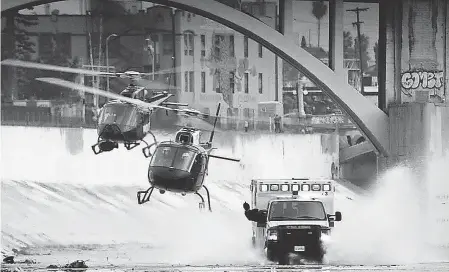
[{"left": 401, "top": 70, "right": 444, "bottom": 90}]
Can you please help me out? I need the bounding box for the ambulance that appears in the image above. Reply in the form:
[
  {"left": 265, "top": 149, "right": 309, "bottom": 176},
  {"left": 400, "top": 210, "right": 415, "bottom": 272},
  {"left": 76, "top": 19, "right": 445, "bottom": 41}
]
[{"left": 247, "top": 178, "right": 342, "bottom": 264}]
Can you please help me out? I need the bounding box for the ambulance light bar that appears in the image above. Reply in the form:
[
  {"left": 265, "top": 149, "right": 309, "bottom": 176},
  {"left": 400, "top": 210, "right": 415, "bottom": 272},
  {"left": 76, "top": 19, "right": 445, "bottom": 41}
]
[{"left": 259, "top": 183, "right": 332, "bottom": 192}]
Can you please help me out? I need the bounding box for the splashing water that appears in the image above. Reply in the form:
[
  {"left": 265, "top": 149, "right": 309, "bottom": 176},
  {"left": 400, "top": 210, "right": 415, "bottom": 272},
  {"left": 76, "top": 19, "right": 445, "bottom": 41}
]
[
  {"left": 1, "top": 126, "right": 337, "bottom": 266},
  {"left": 324, "top": 153, "right": 449, "bottom": 265},
  {"left": 3, "top": 126, "right": 447, "bottom": 266}
]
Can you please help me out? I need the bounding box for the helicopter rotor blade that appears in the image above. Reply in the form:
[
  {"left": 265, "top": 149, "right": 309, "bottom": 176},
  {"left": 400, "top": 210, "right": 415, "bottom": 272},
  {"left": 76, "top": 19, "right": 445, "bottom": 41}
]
[
  {"left": 165, "top": 106, "right": 238, "bottom": 121},
  {"left": 35, "top": 77, "right": 173, "bottom": 112},
  {"left": 1, "top": 59, "right": 117, "bottom": 76}
]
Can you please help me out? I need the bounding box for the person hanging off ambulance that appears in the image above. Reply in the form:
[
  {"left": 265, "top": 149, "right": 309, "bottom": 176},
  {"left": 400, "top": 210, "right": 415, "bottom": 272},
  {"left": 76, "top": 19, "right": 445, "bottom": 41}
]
[{"left": 243, "top": 202, "right": 267, "bottom": 224}]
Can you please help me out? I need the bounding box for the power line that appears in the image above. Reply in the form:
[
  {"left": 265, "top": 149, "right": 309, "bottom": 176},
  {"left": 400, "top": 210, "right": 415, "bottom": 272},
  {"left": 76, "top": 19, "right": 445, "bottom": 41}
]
[{"left": 347, "top": 7, "right": 369, "bottom": 94}]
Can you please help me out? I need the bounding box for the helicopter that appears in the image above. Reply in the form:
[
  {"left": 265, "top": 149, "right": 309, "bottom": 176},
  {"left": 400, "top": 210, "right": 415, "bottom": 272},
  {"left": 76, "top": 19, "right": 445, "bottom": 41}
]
[
  {"left": 2, "top": 59, "right": 242, "bottom": 211},
  {"left": 137, "top": 102, "right": 241, "bottom": 212},
  {"left": 1, "top": 59, "right": 189, "bottom": 156}
]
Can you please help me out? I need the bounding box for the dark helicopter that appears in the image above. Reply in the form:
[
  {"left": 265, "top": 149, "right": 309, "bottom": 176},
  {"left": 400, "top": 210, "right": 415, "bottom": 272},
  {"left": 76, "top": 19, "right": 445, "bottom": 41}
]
[
  {"left": 137, "top": 102, "right": 241, "bottom": 212},
  {"left": 1, "top": 59, "right": 187, "bottom": 156}
]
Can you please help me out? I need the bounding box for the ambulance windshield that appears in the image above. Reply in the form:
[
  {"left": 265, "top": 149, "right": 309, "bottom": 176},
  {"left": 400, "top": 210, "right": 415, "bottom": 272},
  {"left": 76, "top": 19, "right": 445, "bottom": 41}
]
[{"left": 268, "top": 200, "right": 327, "bottom": 221}]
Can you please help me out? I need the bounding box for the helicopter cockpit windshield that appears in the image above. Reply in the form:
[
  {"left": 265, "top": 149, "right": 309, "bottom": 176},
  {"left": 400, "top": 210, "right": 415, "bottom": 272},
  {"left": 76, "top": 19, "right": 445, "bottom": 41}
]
[
  {"left": 98, "top": 103, "right": 139, "bottom": 132},
  {"left": 150, "top": 145, "right": 197, "bottom": 172}
]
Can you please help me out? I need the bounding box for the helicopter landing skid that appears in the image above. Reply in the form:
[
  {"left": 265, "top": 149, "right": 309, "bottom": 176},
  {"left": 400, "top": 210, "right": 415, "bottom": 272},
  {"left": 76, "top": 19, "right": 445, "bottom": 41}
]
[
  {"left": 137, "top": 187, "right": 154, "bottom": 204},
  {"left": 124, "top": 142, "right": 139, "bottom": 150},
  {"left": 196, "top": 185, "right": 212, "bottom": 212}
]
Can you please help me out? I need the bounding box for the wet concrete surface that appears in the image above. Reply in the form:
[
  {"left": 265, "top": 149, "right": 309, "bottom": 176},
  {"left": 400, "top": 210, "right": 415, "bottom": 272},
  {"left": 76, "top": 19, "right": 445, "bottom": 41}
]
[{"left": 2, "top": 262, "right": 449, "bottom": 272}]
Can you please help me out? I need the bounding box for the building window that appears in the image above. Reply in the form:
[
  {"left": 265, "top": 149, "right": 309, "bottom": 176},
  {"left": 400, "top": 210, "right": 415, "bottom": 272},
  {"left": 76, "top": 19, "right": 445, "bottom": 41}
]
[
  {"left": 213, "top": 34, "right": 224, "bottom": 60},
  {"left": 244, "top": 73, "right": 249, "bottom": 93},
  {"left": 185, "top": 71, "right": 189, "bottom": 92},
  {"left": 258, "top": 43, "right": 263, "bottom": 58},
  {"left": 148, "top": 34, "right": 159, "bottom": 62},
  {"left": 39, "top": 33, "right": 72, "bottom": 58},
  {"left": 258, "top": 73, "right": 263, "bottom": 94},
  {"left": 201, "top": 71, "right": 206, "bottom": 93},
  {"left": 108, "top": 35, "right": 121, "bottom": 58},
  {"left": 184, "top": 71, "right": 194, "bottom": 92},
  {"left": 229, "top": 71, "right": 235, "bottom": 93},
  {"left": 201, "top": 34, "right": 206, "bottom": 57},
  {"left": 184, "top": 32, "right": 194, "bottom": 56},
  {"left": 189, "top": 71, "right": 194, "bottom": 92},
  {"left": 214, "top": 70, "right": 221, "bottom": 93},
  {"left": 229, "top": 35, "right": 234, "bottom": 57},
  {"left": 244, "top": 36, "right": 248, "bottom": 58},
  {"left": 163, "top": 34, "right": 173, "bottom": 55}
]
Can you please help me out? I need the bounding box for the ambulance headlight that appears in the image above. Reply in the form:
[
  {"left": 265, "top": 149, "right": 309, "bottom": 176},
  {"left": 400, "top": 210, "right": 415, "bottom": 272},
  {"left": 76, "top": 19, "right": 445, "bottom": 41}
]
[
  {"left": 267, "top": 229, "right": 278, "bottom": 240},
  {"left": 321, "top": 227, "right": 330, "bottom": 235}
]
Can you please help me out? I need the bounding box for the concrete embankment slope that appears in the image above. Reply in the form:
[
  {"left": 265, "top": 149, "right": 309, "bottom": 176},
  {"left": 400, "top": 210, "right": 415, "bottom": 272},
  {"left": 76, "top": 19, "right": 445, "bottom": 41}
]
[{"left": 1, "top": 126, "right": 357, "bottom": 265}]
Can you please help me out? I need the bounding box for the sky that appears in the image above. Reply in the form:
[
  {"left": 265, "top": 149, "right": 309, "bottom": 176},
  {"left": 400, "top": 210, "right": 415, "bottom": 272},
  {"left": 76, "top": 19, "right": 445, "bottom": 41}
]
[
  {"left": 292, "top": 1, "right": 379, "bottom": 61},
  {"left": 22, "top": 0, "right": 379, "bottom": 60}
]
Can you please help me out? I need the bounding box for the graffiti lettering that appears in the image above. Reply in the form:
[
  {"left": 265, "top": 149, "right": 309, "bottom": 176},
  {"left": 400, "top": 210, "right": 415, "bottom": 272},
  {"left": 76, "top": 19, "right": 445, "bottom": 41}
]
[{"left": 401, "top": 70, "right": 444, "bottom": 89}]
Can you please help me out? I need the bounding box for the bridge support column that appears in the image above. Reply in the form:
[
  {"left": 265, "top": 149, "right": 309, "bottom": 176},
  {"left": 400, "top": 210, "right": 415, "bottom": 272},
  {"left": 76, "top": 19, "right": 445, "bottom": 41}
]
[
  {"left": 328, "top": 0, "right": 344, "bottom": 81},
  {"left": 377, "top": 103, "right": 449, "bottom": 174},
  {"left": 377, "top": 102, "right": 449, "bottom": 252},
  {"left": 379, "top": 0, "right": 449, "bottom": 170},
  {"left": 378, "top": 0, "right": 449, "bottom": 252}
]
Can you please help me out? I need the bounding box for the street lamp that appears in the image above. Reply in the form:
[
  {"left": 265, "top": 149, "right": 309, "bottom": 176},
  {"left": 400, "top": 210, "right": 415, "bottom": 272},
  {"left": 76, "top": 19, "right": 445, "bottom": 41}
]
[
  {"left": 145, "top": 37, "right": 155, "bottom": 80},
  {"left": 106, "top": 33, "right": 118, "bottom": 95}
]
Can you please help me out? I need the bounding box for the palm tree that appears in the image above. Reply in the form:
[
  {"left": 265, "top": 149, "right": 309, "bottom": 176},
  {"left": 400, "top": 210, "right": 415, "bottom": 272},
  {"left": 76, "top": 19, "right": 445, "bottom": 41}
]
[{"left": 312, "top": 1, "right": 327, "bottom": 48}]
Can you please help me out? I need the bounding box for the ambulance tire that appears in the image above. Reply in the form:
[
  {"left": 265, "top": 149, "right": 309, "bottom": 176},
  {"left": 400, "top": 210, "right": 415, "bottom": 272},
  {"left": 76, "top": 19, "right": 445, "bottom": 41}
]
[
  {"left": 277, "top": 254, "right": 288, "bottom": 265},
  {"left": 266, "top": 249, "right": 276, "bottom": 263}
]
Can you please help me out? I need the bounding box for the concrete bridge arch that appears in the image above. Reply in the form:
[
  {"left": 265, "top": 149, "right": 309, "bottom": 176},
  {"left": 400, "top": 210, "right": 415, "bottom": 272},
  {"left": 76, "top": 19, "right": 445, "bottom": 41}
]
[{"left": 1, "top": 0, "right": 390, "bottom": 156}]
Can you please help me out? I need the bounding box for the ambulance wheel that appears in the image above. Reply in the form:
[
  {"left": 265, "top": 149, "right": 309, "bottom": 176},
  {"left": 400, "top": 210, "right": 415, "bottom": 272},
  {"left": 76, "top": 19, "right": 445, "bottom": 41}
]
[{"left": 266, "top": 249, "right": 276, "bottom": 263}]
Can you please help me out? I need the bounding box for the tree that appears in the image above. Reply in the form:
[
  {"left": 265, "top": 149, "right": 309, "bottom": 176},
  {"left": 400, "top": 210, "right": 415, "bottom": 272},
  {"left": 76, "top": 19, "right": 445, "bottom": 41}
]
[
  {"left": 311, "top": 1, "right": 327, "bottom": 48},
  {"left": 343, "top": 31, "right": 356, "bottom": 58},
  {"left": 343, "top": 31, "right": 370, "bottom": 69},
  {"left": 354, "top": 33, "right": 370, "bottom": 71},
  {"left": 301, "top": 35, "right": 307, "bottom": 48},
  {"left": 373, "top": 41, "right": 378, "bottom": 72},
  {"left": 205, "top": 34, "right": 241, "bottom": 109},
  {"left": 1, "top": 10, "right": 38, "bottom": 101},
  {"left": 29, "top": 33, "right": 81, "bottom": 101}
]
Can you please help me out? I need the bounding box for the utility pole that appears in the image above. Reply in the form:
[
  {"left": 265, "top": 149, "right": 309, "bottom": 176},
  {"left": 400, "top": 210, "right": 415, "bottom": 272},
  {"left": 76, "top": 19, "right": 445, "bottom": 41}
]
[{"left": 347, "top": 7, "right": 368, "bottom": 94}]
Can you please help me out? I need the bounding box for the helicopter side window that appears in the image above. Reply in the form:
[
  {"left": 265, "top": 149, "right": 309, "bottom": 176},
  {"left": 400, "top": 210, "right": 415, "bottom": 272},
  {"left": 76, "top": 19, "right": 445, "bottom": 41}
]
[
  {"left": 172, "top": 149, "right": 196, "bottom": 172},
  {"left": 150, "top": 146, "right": 177, "bottom": 167},
  {"left": 98, "top": 104, "right": 139, "bottom": 131},
  {"left": 191, "top": 154, "right": 203, "bottom": 174},
  {"left": 176, "top": 133, "right": 192, "bottom": 144}
]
